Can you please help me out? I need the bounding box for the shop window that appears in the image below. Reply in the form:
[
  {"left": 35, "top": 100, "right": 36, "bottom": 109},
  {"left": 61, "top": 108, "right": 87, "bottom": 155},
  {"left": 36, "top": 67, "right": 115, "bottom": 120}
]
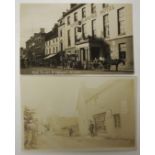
[
  {"left": 113, "top": 114, "right": 121, "bottom": 128},
  {"left": 83, "top": 49, "right": 86, "bottom": 61},
  {"left": 119, "top": 43, "right": 127, "bottom": 59}
]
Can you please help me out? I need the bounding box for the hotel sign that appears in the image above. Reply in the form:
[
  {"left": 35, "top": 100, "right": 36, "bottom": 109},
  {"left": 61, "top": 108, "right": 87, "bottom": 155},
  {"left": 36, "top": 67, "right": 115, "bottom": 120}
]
[{"left": 100, "top": 5, "right": 115, "bottom": 14}]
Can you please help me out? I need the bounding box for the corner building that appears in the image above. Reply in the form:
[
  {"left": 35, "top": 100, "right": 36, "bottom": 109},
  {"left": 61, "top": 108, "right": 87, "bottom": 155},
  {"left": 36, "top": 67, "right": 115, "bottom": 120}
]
[{"left": 58, "top": 4, "right": 133, "bottom": 70}]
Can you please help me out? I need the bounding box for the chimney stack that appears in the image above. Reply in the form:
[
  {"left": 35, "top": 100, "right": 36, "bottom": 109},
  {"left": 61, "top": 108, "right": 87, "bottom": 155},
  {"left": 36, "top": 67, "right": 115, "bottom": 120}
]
[{"left": 70, "top": 4, "right": 77, "bottom": 8}]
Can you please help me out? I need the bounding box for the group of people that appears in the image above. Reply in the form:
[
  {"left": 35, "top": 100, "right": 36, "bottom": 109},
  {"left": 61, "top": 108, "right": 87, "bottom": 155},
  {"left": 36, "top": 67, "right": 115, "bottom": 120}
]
[{"left": 68, "top": 121, "right": 96, "bottom": 137}]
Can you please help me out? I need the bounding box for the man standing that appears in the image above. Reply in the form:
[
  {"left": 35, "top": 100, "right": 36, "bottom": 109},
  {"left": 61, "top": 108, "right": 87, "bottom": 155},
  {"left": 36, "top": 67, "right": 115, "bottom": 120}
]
[{"left": 89, "top": 121, "right": 95, "bottom": 137}]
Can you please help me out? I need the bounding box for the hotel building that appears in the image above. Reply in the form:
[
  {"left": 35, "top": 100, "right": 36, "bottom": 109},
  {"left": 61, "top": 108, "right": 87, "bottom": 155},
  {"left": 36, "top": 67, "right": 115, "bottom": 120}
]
[{"left": 57, "top": 3, "right": 133, "bottom": 70}]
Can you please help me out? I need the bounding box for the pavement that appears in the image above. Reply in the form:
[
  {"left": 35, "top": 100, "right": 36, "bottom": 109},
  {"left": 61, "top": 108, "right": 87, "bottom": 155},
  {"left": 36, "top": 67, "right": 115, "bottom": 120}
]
[
  {"left": 21, "top": 67, "right": 133, "bottom": 75},
  {"left": 34, "top": 132, "right": 135, "bottom": 150}
]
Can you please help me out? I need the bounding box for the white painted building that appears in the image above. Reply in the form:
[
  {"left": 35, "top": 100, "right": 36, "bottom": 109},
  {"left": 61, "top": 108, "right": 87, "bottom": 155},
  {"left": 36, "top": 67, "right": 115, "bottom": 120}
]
[
  {"left": 45, "top": 32, "right": 59, "bottom": 56},
  {"left": 76, "top": 79, "right": 135, "bottom": 140},
  {"left": 58, "top": 3, "right": 133, "bottom": 70}
]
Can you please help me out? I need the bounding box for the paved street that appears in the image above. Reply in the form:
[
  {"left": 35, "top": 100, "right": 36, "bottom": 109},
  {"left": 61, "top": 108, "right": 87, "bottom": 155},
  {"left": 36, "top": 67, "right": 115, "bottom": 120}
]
[
  {"left": 35, "top": 132, "right": 134, "bottom": 150},
  {"left": 21, "top": 67, "right": 133, "bottom": 75}
]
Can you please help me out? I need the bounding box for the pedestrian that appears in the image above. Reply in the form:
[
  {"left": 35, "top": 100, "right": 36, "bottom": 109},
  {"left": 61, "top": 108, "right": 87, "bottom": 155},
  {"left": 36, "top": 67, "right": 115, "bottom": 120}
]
[
  {"left": 89, "top": 121, "right": 95, "bottom": 137},
  {"left": 69, "top": 128, "right": 73, "bottom": 137}
]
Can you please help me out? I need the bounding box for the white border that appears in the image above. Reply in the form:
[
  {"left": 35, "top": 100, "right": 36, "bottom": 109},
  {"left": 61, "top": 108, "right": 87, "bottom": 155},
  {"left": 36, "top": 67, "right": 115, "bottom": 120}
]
[{"left": 15, "top": 0, "right": 140, "bottom": 155}]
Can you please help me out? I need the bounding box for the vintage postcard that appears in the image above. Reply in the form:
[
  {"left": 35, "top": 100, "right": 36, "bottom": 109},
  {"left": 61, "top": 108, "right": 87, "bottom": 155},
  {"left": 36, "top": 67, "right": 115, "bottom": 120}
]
[
  {"left": 21, "top": 77, "right": 136, "bottom": 150},
  {"left": 20, "top": 3, "right": 134, "bottom": 74}
]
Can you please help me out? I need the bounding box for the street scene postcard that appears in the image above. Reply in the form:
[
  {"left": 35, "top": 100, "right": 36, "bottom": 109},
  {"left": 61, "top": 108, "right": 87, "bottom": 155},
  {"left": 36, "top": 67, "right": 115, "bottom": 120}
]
[
  {"left": 20, "top": 3, "right": 134, "bottom": 74},
  {"left": 21, "top": 77, "right": 136, "bottom": 150}
]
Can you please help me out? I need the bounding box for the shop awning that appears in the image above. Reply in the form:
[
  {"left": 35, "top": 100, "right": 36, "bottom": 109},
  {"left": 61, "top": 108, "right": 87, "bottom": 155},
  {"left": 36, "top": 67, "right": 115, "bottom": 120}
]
[{"left": 43, "top": 53, "right": 57, "bottom": 60}]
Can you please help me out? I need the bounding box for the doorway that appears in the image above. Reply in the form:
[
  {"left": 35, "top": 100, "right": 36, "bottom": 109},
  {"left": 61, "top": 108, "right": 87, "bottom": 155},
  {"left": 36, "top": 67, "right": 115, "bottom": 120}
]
[
  {"left": 93, "top": 112, "right": 107, "bottom": 135},
  {"left": 90, "top": 47, "right": 100, "bottom": 60}
]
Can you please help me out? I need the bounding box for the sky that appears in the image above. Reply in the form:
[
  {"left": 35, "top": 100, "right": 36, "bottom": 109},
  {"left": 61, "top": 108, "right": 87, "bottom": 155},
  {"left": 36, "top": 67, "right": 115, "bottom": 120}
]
[
  {"left": 21, "top": 76, "right": 112, "bottom": 120},
  {"left": 20, "top": 3, "right": 70, "bottom": 48}
]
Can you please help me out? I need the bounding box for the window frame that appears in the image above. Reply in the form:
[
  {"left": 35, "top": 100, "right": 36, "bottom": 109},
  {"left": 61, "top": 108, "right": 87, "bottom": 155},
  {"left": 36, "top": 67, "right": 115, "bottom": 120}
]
[
  {"left": 74, "top": 12, "right": 78, "bottom": 22},
  {"left": 67, "top": 30, "right": 71, "bottom": 46},
  {"left": 103, "top": 14, "right": 110, "bottom": 38},
  {"left": 117, "top": 7, "right": 126, "bottom": 35},
  {"left": 91, "top": 4, "right": 96, "bottom": 14},
  {"left": 113, "top": 113, "right": 121, "bottom": 128},
  {"left": 67, "top": 16, "right": 71, "bottom": 25},
  {"left": 119, "top": 43, "right": 127, "bottom": 59},
  {"left": 82, "top": 24, "right": 87, "bottom": 39},
  {"left": 92, "top": 19, "right": 97, "bottom": 38},
  {"left": 82, "top": 7, "right": 86, "bottom": 18}
]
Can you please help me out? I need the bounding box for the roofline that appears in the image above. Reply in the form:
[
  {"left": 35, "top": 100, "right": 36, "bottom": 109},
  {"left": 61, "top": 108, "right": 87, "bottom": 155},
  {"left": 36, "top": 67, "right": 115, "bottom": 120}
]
[{"left": 63, "top": 4, "right": 86, "bottom": 17}]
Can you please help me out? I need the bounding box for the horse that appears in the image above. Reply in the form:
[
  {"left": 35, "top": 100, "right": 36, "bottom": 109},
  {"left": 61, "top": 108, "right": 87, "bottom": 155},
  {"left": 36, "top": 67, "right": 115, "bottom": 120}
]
[{"left": 103, "top": 59, "right": 125, "bottom": 71}]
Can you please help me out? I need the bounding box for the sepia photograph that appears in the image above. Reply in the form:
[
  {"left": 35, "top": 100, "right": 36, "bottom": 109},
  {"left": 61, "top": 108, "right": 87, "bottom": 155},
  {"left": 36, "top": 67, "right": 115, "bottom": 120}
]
[
  {"left": 21, "top": 77, "right": 136, "bottom": 150},
  {"left": 20, "top": 3, "right": 134, "bottom": 74}
]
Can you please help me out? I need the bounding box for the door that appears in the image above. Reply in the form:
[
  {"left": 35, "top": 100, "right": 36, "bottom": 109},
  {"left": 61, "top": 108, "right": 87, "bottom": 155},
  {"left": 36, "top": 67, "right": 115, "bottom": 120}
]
[
  {"left": 93, "top": 112, "right": 106, "bottom": 134},
  {"left": 80, "top": 48, "right": 86, "bottom": 63},
  {"left": 90, "top": 47, "right": 100, "bottom": 61}
]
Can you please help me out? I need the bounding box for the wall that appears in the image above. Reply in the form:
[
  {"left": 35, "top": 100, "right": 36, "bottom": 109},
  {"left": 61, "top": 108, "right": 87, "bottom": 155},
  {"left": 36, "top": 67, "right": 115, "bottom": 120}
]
[{"left": 77, "top": 79, "right": 135, "bottom": 140}]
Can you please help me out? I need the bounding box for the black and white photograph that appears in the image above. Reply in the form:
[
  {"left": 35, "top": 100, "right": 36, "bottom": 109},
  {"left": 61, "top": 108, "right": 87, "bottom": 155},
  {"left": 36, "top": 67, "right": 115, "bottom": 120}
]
[
  {"left": 20, "top": 3, "right": 134, "bottom": 74},
  {"left": 21, "top": 77, "right": 136, "bottom": 150}
]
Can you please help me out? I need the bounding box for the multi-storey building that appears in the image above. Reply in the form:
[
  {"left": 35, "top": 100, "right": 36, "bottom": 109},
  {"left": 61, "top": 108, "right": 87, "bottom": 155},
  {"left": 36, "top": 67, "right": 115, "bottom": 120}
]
[
  {"left": 20, "top": 47, "right": 28, "bottom": 68},
  {"left": 58, "top": 3, "right": 133, "bottom": 70},
  {"left": 44, "top": 24, "right": 60, "bottom": 65},
  {"left": 26, "top": 28, "right": 46, "bottom": 66},
  {"left": 76, "top": 79, "right": 135, "bottom": 141},
  {"left": 45, "top": 24, "right": 59, "bottom": 56}
]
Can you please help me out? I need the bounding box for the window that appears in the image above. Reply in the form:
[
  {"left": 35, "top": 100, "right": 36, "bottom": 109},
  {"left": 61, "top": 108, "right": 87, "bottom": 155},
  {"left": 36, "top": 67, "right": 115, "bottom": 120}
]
[
  {"left": 56, "top": 47, "right": 58, "bottom": 52},
  {"left": 113, "top": 114, "right": 121, "bottom": 128},
  {"left": 119, "top": 43, "right": 126, "bottom": 59},
  {"left": 60, "top": 30, "right": 62, "bottom": 37},
  {"left": 67, "top": 30, "right": 71, "bottom": 46},
  {"left": 83, "top": 49, "right": 86, "bottom": 61},
  {"left": 102, "top": 4, "right": 108, "bottom": 8},
  {"left": 49, "top": 48, "right": 51, "bottom": 54},
  {"left": 103, "top": 14, "right": 109, "bottom": 37},
  {"left": 118, "top": 8, "right": 125, "bottom": 35},
  {"left": 53, "top": 47, "right": 55, "bottom": 53},
  {"left": 46, "top": 49, "right": 48, "bottom": 55},
  {"left": 74, "top": 12, "right": 78, "bottom": 22},
  {"left": 91, "top": 4, "right": 96, "bottom": 14},
  {"left": 74, "top": 27, "right": 77, "bottom": 42},
  {"left": 60, "top": 20, "right": 62, "bottom": 25},
  {"left": 82, "top": 7, "right": 86, "bottom": 18},
  {"left": 67, "top": 16, "right": 70, "bottom": 25},
  {"left": 60, "top": 42, "right": 63, "bottom": 51},
  {"left": 77, "top": 25, "right": 82, "bottom": 32},
  {"left": 82, "top": 24, "right": 87, "bottom": 39},
  {"left": 92, "top": 19, "right": 97, "bottom": 37}
]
